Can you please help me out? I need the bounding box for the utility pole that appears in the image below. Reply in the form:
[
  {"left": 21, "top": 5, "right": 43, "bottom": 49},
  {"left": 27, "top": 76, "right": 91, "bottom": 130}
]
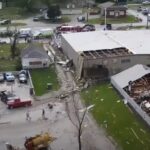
[
  {"left": 104, "top": 8, "right": 107, "bottom": 29},
  {"left": 146, "top": 13, "right": 149, "bottom": 29}
]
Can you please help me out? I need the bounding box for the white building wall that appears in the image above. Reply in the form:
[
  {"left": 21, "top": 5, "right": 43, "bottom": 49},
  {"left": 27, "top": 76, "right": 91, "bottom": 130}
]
[
  {"left": 22, "top": 58, "right": 50, "bottom": 69},
  {"left": 61, "top": 36, "right": 80, "bottom": 68}
]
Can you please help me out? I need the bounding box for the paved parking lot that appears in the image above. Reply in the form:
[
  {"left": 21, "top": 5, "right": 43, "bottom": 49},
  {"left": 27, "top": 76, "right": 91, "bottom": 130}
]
[{"left": 0, "top": 78, "right": 33, "bottom": 101}]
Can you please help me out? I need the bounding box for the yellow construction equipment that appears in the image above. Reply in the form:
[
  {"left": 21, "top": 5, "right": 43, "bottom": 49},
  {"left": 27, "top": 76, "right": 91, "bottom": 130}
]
[{"left": 24, "top": 132, "right": 55, "bottom": 150}]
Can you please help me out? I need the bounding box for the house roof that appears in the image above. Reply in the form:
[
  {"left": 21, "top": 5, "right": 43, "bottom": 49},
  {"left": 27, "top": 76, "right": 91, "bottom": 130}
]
[
  {"left": 21, "top": 44, "right": 49, "bottom": 59},
  {"left": 61, "top": 30, "right": 150, "bottom": 54},
  {"left": 107, "top": 6, "right": 127, "bottom": 11},
  {"left": 111, "top": 64, "right": 150, "bottom": 88},
  {"left": 98, "top": 2, "right": 114, "bottom": 8}
]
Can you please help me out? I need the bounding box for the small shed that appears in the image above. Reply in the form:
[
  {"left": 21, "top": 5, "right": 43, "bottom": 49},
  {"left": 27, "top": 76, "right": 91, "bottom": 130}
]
[{"left": 21, "top": 44, "right": 50, "bottom": 69}]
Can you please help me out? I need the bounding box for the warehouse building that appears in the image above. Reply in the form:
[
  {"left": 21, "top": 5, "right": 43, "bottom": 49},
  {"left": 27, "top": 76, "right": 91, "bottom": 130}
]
[{"left": 61, "top": 30, "right": 150, "bottom": 80}]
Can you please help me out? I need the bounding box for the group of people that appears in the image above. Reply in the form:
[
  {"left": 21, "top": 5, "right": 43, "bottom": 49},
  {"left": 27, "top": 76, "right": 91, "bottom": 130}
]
[{"left": 26, "top": 109, "right": 46, "bottom": 121}]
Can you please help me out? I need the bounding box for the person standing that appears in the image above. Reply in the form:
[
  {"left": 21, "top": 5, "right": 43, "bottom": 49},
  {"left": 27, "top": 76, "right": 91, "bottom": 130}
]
[
  {"left": 42, "top": 109, "right": 45, "bottom": 119},
  {"left": 26, "top": 111, "right": 31, "bottom": 121}
]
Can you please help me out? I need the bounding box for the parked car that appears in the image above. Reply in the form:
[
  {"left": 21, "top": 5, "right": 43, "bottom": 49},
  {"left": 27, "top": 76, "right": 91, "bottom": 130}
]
[
  {"left": 33, "top": 17, "right": 40, "bottom": 21},
  {"left": 106, "top": 24, "right": 112, "bottom": 30},
  {"left": 77, "top": 16, "right": 85, "bottom": 22},
  {"left": 4, "top": 72, "right": 15, "bottom": 82},
  {"left": 0, "top": 90, "right": 16, "bottom": 103},
  {"left": 137, "top": 6, "right": 142, "bottom": 12},
  {"left": 7, "top": 98, "right": 32, "bottom": 109},
  {"left": 81, "top": 24, "right": 95, "bottom": 32},
  {"left": 0, "top": 40, "right": 7, "bottom": 44},
  {"left": 19, "top": 73, "right": 27, "bottom": 83},
  {"left": 0, "top": 73, "right": 4, "bottom": 82},
  {"left": 0, "top": 19, "right": 11, "bottom": 25},
  {"left": 142, "top": 8, "right": 149, "bottom": 15},
  {"left": 142, "top": 1, "right": 150, "bottom": 5},
  {"left": 19, "top": 70, "right": 28, "bottom": 76}
]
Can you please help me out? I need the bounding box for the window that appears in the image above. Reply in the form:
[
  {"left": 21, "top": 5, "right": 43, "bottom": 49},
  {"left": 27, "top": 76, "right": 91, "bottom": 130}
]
[
  {"left": 109, "top": 11, "right": 114, "bottom": 16},
  {"left": 120, "top": 11, "right": 124, "bottom": 15},
  {"left": 29, "top": 61, "right": 42, "bottom": 65},
  {"left": 121, "top": 59, "right": 130, "bottom": 63}
]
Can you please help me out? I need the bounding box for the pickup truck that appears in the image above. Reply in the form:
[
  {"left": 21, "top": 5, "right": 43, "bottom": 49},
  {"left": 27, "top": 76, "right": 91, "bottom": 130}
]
[{"left": 7, "top": 98, "right": 32, "bottom": 109}]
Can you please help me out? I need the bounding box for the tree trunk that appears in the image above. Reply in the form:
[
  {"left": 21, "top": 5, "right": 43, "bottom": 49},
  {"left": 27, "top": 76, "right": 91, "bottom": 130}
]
[
  {"left": 78, "top": 128, "right": 82, "bottom": 150},
  {"left": 11, "top": 34, "right": 17, "bottom": 59}
]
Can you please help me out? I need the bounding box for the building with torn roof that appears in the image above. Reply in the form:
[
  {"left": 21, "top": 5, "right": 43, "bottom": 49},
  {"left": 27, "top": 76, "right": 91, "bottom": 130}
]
[
  {"left": 111, "top": 64, "right": 150, "bottom": 126},
  {"left": 61, "top": 30, "right": 150, "bottom": 79}
]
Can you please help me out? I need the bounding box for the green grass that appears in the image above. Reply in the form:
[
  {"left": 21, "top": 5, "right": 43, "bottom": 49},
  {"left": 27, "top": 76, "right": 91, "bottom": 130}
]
[
  {"left": 0, "top": 22, "right": 27, "bottom": 27},
  {"left": 0, "top": 43, "right": 27, "bottom": 71},
  {"left": 30, "top": 66, "right": 60, "bottom": 96},
  {"left": 0, "top": 7, "right": 36, "bottom": 20},
  {"left": 88, "top": 15, "right": 139, "bottom": 24},
  {"left": 0, "top": 59, "right": 19, "bottom": 71},
  {"left": 81, "top": 83, "right": 150, "bottom": 150}
]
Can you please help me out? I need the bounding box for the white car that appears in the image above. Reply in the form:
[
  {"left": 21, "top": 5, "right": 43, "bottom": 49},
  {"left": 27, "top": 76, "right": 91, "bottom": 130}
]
[
  {"left": 19, "top": 73, "right": 27, "bottom": 83},
  {"left": 5, "top": 72, "right": 15, "bottom": 82},
  {"left": 142, "top": 1, "right": 150, "bottom": 4}
]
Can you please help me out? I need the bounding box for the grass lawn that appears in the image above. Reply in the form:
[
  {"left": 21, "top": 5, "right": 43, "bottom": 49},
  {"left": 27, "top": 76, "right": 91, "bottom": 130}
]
[
  {"left": 88, "top": 15, "right": 139, "bottom": 24},
  {"left": 30, "top": 66, "right": 60, "bottom": 96},
  {"left": 81, "top": 83, "right": 150, "bottom": 150},
  {"left": 0, "top": 43, "right": 27, "bottom": 71},
  {"left": 0, "top": 59, "right": 20, "bottom": 71},
  {"left": 0, "top": 7, "right": 36, "bottom": 20},
  {"left": 0, "top": 22, "right": 27, "bottom": 27}
]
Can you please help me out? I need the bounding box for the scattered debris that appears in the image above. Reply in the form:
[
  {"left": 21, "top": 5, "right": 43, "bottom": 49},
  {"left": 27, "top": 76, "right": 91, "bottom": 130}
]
[
  {"left": 140, "top": 128, "right": 146, "bottom": 134},
  {"left": 117, "top": 100, "right": 120, "bottom": 103},
  {"left": 100, "top": 98, "right": 104, "bottom": 102}
]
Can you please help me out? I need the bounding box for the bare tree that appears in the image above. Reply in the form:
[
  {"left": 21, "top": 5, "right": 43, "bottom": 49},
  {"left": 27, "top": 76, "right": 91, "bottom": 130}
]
[
  {"left": 8, "top": 26, "right": 19, "bottom": 59},
  {"left": 65, "top": 90, "right": 94, "bottom": 150}
]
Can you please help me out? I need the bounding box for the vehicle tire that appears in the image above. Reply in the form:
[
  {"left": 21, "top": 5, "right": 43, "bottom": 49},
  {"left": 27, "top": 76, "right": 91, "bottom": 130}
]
[
  {"left": 25, "top": 103, "right": 30, "bottom": 107},
  {"left": 8, "top": 105, "right": 13, "bottom": 109}
]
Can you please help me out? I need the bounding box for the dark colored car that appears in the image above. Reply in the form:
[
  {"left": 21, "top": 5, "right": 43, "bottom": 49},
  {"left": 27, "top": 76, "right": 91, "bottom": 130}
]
[
  {"left": 106, "top": 24, "right": 112, "bottom": 30},
  {"left": 77, "top": 16, "right": 85, "bottom": 22},
  {"left": 0, "top": 19, "right": 11, "bottom": 25},
  {"left": 137, "top": 6, "right": 142, "bottom": 12},
  {"left": 0, "top": 73, "right": 4, "bottom": 82},
  {"left": 0, "top": 91, "right": 16, "bottom": 103},
  {"left": 82, "top": 24, "right": 95, "bottom": 32}
]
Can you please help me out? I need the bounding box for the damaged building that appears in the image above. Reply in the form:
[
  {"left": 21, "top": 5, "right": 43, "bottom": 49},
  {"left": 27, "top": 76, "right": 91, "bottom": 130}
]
[
  {"left": 111, "top": 64, "right": 150, "bottom": 126},
  {"left": 61, "top": 30, "right": 150, "bottom": 80}
]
